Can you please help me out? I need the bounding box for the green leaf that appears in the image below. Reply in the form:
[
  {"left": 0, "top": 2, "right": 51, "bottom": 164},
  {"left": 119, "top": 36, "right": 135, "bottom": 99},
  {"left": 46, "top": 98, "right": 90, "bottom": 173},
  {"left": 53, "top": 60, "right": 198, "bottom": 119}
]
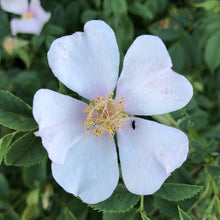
[
  {"left": 154, "top": 196, "right": 178, "bottom": 218},
  {"left": 67, "top": 198, "right": 89, "bottom": 220},
  {"left": 114, "top": 14, "right": 134, "bottom": 52},
  {"left": 13, "top": 71, "right": 41, "bottom": 92},
  {"left": 23, "top": 159, "right": 47, "bottom": 188},
  {"left": 200, "top": 19, "right": 220, "bottom": 48},
  {"left": 45, "top": 35, "right": 56, "bottom": 50},
  {"left": 129, "top": 2, "right": 153, "bottom": 19},
  {"left": 149, "top": 18, "right": 184, "bottom": 41},
  {"left": 190, "top": 140, "right": 203, "bottom": 151},
  {"left": 194, "top": 1, "right": 220, "bottom": 13},
  {"left": 182, "top": 35, "right": 202, "bottom": 70},
  {"left": 0, "top": 132, "right": 15, "bottom": 164},
  {"left": 103, "top": 209, "right": 140, "bottom": 220},
  {"left": 81, "top": 10, "right": 98, "bottom": 23},
  {"left": 0, "top": 173, "right": 9, "bottom": 201},
  {"left": 168, "top": 43, "right": 185, "bottom": 73},
  {"left": 16, "top": 49, "right": 31, "bottom": 69},
  {"left": 129, "top": 0, "right": 167, "bottom": 20},
  {"left": 0, "top": 200, "right": 10, "bottom": 210},
  {"left": 31, "top": 35, "right": 45, "bottom": 50},
  {"left": 178, "top": 206, "right": 192, "bottom": 220},
  {"left": 45, "top": 24, "right": 65, "bottom": 36},
  {"left": 206, "top": 139, "right": 217, "bottom": 153},
  {"left": 111, "top": 0, "right": 127, "bottom": 15},
  {"left": 0, "top": 90, "right": 37, "bottom": 131},
  {"left": 155, "top": 183, "right": 204, "bottom": 201},
  {"left": 3, "top": 210, "right": 20, "bottom": 220},
  {"left": 155, "top": 0, "right": 168, "bottom": 14},
  {"left": 214, "top": 196, "right": 220, "bottom": 216},
  {"left": 205, "top": 30, "right": 220, "bottom": 72},
  {"left": 57, "top": 207, "right": 77, "bottom": 220},
  {"left": 89, "top": 184, "right": 140, "bottom": 213},
  {"left": 5, "top": 132, "right": 47, "bottom": 167},
  {"left": 0, "top": 11, "right": 10, "bottom": 40},
  {"left": 205, "top": 165, "right": 220, "bottom": 179}
]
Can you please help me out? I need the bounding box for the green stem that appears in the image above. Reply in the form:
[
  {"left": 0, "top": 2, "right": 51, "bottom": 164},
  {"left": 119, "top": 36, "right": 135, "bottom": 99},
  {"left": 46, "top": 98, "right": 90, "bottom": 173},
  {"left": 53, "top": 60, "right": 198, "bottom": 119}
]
[{"left": 140, "top": 195, "right": 144, "bottom": 211}]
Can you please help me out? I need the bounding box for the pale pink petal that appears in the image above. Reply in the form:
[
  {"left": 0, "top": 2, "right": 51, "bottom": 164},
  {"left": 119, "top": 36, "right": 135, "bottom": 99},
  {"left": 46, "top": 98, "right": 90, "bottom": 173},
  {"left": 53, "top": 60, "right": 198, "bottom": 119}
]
[
  {"left": 116, "top": 35, "right": 193, "bottom": 115},
  {"left": 47, "top": 20, "right": 119, "bottom": 100},
  {"left": 52, "top": 133, "right": 119, "bottom": 204},
  {"left": 117, "top": 117, "right": 189, "bottom": 195},
  {"left": 11, "top": 18, "right": 45, "bottom": 35},
  {"left": 30, "top": 0, "right": 51, "bottom": 23},
  {"left": 0, "top": 0, "right": 28, "bottom": 15},
  {"left": 33, "top": 89, "right": 88, "bottom": 164}
]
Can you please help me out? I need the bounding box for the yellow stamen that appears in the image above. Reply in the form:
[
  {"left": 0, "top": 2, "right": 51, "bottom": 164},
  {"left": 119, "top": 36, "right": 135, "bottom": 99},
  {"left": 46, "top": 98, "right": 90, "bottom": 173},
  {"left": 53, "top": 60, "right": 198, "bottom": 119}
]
[{"left": 83, "top": 92, "right": 128, "bottom": 138}]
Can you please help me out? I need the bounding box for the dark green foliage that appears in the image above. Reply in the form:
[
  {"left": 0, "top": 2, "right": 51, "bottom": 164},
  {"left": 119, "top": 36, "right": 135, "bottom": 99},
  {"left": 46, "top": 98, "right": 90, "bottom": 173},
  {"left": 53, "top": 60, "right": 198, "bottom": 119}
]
[
  {"left": 5, "top": 132, "right": 47, "bottom": 166},
  {"left": 0, "top": 0, "right": 220, "bottom": 219},
  {"left": 0, "top": 90, "right": 38, "bottom": 131},
  {"left": 155, "top": 183, "right": 204, "bottom": 201},
  {"left": 89, "top": 185, "right": 140, "bottom": 213}
]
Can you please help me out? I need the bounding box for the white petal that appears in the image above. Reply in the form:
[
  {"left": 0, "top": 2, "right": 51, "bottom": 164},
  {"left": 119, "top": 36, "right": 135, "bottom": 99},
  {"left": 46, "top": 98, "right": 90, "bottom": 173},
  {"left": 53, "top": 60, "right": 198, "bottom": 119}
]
[
  {"left": 1, "top": 0, "right": 28, "bottom": 15},
  {"left": 30, "top": 0, "right": 51, "bottom": 23},
  {"left": 47, "top": 20, "right": 119, "bottom": 100},
  {"left": 116, "top": 35, "right": 193, "bottom": 115},
  {"left": 117, "top": 117, "right": 189, "bottom": 195},
  {"left": 52, "top": 133, "right": 119, "bottom": 204},
  {"left": 33, "top": 89, "right": 88, "bottom": 164},
  {"left": 11, "top": 18, "right": 44, "bottom": 35}
]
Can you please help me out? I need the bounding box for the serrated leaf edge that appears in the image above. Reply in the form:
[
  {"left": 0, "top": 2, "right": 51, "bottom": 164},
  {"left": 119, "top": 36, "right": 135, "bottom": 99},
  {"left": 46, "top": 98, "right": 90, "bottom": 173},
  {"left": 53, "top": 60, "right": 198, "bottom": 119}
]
[
  {"left": 87, "top": 184, "right": 141, "bottom": 214},
  {"left": 0, "top": 111, "right": 38, "bottom": 132},
  {"left": 5, "top": 132, "right": 46, "bottom": 167},
  {"left": 155, "top": 183, "right": 204, "bottom": 202}
]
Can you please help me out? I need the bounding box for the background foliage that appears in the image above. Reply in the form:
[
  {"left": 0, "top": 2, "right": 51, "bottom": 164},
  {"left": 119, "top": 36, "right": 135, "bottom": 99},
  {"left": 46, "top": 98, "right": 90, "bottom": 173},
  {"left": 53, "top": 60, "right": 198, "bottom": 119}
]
[{"left": 0, "top": 0, "right": 220, "bottom": 219}]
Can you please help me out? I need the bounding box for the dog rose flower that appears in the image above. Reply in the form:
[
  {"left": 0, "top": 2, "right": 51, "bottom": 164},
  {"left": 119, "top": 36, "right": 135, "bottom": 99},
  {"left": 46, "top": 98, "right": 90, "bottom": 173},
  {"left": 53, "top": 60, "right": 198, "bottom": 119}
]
[
  {"left": 0, "top": 0, "right": 51, "bottom": 35},
  {"left": 33, "top": 20, "right": 193, "bottom": 204}
]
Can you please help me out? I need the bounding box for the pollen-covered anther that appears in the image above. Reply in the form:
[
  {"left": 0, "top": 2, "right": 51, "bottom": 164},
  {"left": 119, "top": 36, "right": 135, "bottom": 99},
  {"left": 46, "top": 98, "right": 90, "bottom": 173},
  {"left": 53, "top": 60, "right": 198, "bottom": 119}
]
[{"left": 83, "top": 93, "right": 128, "bottom": 139}]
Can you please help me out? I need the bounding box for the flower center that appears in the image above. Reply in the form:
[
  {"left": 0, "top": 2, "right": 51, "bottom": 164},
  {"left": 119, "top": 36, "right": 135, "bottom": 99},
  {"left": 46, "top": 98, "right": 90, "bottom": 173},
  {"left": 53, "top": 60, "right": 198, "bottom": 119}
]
[
  {"left": 22, "top": 11, "right": 34, "bottom": 19},
  {"left": 83, "top": 92, "right": 128, "bottom": 140}
]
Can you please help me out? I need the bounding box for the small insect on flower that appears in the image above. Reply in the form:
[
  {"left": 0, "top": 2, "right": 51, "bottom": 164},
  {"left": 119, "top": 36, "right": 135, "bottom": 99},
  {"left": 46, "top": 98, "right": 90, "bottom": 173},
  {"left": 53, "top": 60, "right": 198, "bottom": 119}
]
[
  {"left": 131, "top": 120, "right": 136, "bottom": 130},
  {"left": 33, "top": 20, "right": 193, "bottom": 204}
]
